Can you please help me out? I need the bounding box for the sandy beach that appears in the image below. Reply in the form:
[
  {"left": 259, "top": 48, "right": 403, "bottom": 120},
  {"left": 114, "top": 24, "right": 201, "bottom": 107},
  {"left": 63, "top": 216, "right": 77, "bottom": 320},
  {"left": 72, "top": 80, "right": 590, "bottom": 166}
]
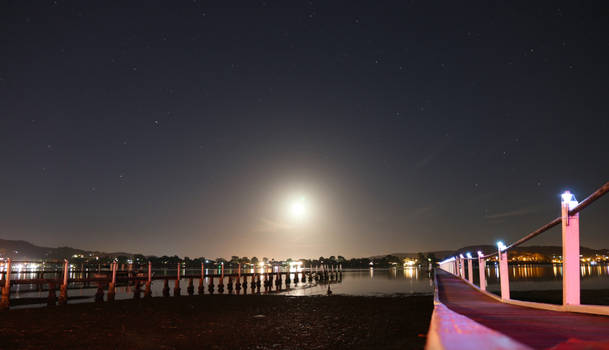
[{"left": 0, "top": 294, "right": 433, "bottom": 350}]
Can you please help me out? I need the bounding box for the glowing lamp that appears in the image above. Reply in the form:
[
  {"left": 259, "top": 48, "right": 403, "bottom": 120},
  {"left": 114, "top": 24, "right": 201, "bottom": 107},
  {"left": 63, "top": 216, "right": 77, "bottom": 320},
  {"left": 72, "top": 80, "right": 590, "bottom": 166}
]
[
  {"left": 561, "top": 191, "right": 579, "bottom": 210},
  {"left": 477, "top": 251, "right": 484, "bottom": 257},
  {"left": 459, "top": 254, "right": 464, "bottom": 258},
  {"left": 466, "top": 252, "right": 472, "bottom": 259},
  {"left": 497, "top": 241, "right": 507, "bottom": 252}
]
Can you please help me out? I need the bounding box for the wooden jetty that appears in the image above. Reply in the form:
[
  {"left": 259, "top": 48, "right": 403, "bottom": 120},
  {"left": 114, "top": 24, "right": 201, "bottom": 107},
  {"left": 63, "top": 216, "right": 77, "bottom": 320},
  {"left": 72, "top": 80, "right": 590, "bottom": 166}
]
[{"left": 0, "top": 261, "right": 343, "bottom": 310}]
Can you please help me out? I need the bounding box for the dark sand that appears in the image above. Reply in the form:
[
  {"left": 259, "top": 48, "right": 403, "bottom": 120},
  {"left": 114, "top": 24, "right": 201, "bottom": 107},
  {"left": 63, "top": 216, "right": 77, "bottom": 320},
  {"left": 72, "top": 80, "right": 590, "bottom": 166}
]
[{"left": 0, "top": 295, "right": 433, "bottom": 350}]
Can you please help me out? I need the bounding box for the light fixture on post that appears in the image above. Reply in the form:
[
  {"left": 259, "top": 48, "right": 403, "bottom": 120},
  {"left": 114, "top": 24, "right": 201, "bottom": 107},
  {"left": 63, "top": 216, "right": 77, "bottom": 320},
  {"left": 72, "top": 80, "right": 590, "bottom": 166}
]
[
  {"left": 497, "top": 241, "right": 510, "bottom": 300},
  {"left": 477, "top": 251, "right": 486, "bottom": 291},
  {"left": 561, "top": 190, "right": 580, "bottom": 305}
]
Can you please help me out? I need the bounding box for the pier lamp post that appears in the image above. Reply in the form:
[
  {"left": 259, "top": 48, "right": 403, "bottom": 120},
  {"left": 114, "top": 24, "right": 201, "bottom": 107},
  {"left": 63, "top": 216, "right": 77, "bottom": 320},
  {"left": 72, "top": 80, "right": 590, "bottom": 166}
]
[
  {"left": 497, "top": 241, "right": 510, "bottom": 300},
  {"left": 466, "top": 252, "right": 473, "bottom": 284},
  {"left": 477, "top": 251, "right": 486, "bottom": 291},
  {"left": 561, "top": 191, "right": 580, "bottom": 306},
  {"left": 458, "top": 254, "right": 465, "bottom": 279}
]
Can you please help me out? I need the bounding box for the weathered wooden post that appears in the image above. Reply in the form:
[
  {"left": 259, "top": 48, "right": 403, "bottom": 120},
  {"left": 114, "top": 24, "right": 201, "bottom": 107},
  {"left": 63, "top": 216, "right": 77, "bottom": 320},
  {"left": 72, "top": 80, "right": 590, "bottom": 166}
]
[
  {"left": 218, "top": 263, "right": 225, "bottom": 293},
  {"left": 47, "top": 281, "right": 57, "bottom": 306},
  {"left": 163, "top": 278, "right": 170, "bottom": 297},
  {"left": 58, "top": 259, "right": 69, "bottom": 305},
  {"left": 198, "top": 262, "right": 205, "bottom": 295},
  {"left": 227, "top": 275, "right": 233, "bottom": 294},
  {"left": 174, "top": 262, "right": 181, "bottom": 296},
  {"left": 309, "top": 266, "right": 314, "bottom": 283},
  {"left": 108, "top": 261, "right": 117, "bottom": 301},
  {"left": 144, "top": 261, "right": 152, "bottom": 298},
  {"left": 478, "top": 251, "right": 487, "bottom": 291},
  {"left": 235, "top": 264, "right": 242, "bottom": 294},
  {"left": 497, "top": 241, "right": 510, "bottom": 300},
  {"left": 466, "top": 253, "right": 474, "bottom": 284},
  {"left": 95, "top": 279, "right": 105, "bottom": 303},
  {"left": 0, "top": 258, "right": 11, "bottom": 310},
  {"left": 187, "top": 277, "right": 194, "bottom": 296},
  {"left": 264, "top": 272, "right": 271, "bottom": 292},
  {"left": 133, "top": 279, "right": 141, "bottom": 299},
  {"left": 208, "top": 274, "right": 215, "bottom": 294},
  {"left": 561, "top": 191, "right": 580, "bottom": 306},
  {"left": 285, "top": 264, "right": 291, "bottom": 286},
  {"left": 255, "top": 273, "right": 261, "bottom": 293},
  {"left": 275, "top": 267, "right": 281, "bottom": 290}
]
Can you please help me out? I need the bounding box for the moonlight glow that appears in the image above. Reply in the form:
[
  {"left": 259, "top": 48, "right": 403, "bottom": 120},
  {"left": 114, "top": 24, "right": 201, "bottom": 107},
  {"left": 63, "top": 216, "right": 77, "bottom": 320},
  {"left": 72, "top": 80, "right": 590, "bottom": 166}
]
[{"left": 288, "top": 196, "right": 308, "bottom": 220}]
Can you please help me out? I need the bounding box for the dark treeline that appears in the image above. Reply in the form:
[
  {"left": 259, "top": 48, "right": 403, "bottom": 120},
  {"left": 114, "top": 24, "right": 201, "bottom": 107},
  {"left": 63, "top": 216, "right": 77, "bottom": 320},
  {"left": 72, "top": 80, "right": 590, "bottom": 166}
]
[{"left": 64, "top": 253, "right": 439, "bottom": 269}]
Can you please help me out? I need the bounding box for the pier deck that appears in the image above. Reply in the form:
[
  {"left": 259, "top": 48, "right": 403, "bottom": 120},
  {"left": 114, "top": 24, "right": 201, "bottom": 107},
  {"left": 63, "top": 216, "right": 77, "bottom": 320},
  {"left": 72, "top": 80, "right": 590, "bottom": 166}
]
[{"left": 436, "top": 269, "right": 609, "bottom": 349}]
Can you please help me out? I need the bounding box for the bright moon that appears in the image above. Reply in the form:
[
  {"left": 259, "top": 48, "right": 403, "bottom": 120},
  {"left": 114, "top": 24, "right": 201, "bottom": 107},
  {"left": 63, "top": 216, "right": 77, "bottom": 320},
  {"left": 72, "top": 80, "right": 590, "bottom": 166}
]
[{"left": 288, "top": 197, "right": 308, "bottom": 220}]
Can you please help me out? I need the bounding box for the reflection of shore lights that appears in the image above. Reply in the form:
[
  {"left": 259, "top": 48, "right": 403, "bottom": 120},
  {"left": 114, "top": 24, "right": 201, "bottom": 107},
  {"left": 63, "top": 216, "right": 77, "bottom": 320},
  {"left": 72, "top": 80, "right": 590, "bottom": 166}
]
[
  {"left": 561, "top": 191, "right": 579, "bottom": 210},
  {"left": 404, "top": 259, "right": 416, "bottom": 266}
]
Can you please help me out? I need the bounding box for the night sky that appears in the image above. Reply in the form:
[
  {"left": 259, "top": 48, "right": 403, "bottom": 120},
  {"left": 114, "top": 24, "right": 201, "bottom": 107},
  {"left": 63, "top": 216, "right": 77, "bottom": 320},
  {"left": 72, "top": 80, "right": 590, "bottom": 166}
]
[{"left": 1, "top": 1, "right": 608, "bottom": 259}]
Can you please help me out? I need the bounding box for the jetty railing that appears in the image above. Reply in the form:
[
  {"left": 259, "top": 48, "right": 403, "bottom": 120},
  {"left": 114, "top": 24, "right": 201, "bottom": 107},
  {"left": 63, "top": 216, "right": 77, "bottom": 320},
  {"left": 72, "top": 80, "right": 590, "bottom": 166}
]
[
  {"left": 0, "top": 261, "right": 343, "bottom": 310},
  {"left": 438, "top": 181, "right": 609, "bottom": 315}
]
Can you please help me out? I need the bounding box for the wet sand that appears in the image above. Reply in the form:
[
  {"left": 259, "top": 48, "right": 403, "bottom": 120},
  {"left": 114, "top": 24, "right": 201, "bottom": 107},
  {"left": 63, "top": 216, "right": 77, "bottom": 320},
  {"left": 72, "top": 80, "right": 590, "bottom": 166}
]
[{"left": 0, "top": 295, "right": 433, "bottom": 350}]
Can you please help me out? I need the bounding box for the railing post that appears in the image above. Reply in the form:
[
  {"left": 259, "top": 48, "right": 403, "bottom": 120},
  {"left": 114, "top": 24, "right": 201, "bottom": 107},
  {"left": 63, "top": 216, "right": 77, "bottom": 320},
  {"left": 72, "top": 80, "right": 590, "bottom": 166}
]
[
  {"left": 561, "top": 191, "right": 580, "bottom": 306},
  {"left": 458, "top": 255, "right": 465, "bottom": 279},
  {"left": 467, "top": 256, "right": 473, "bottom": 284},
  {"left": 477, "top": 252, "right": 486, "bottom": 291},
  {"left": 497, "top": 242, "right": 510, "bottom": 300}
]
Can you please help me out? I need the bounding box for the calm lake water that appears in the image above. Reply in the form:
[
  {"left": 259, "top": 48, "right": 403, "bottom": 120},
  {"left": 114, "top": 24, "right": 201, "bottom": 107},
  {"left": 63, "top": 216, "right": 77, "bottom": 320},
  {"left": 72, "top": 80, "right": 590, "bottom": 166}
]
[{"left": 7, "top": 264, "right": 609, "bottom": 308}]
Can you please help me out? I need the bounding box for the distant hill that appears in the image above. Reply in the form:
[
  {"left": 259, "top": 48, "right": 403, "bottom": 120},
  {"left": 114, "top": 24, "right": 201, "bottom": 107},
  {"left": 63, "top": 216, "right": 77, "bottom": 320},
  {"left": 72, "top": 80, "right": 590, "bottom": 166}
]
[
  {"left": 0, "top": 238, "right": 134, "bottom": 261},
  {"left": 2, "top": 238, "right": 607, "bottom": 262},
  {"left": 453, "top": 245, "right": 608, "bottom": 258},
  {"left": 373, "top": 245, "right": 609, "bottom": 261},
  {"left": 370, "top": 250, "right": 454, "bottom": 260}
]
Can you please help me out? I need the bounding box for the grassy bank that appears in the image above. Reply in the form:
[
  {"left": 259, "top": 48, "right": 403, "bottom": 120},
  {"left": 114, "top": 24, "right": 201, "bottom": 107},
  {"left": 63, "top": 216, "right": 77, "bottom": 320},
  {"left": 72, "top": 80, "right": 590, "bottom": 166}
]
[{"left": 0, "top": 295, "right": 433, "bottom": 350}]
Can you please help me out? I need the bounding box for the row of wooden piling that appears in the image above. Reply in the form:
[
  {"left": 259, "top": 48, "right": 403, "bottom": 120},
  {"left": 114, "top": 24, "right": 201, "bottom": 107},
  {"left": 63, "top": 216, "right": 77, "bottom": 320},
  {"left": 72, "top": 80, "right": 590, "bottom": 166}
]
[{"left": 0, "top": 259, "right": 343, "bottom": 310}]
